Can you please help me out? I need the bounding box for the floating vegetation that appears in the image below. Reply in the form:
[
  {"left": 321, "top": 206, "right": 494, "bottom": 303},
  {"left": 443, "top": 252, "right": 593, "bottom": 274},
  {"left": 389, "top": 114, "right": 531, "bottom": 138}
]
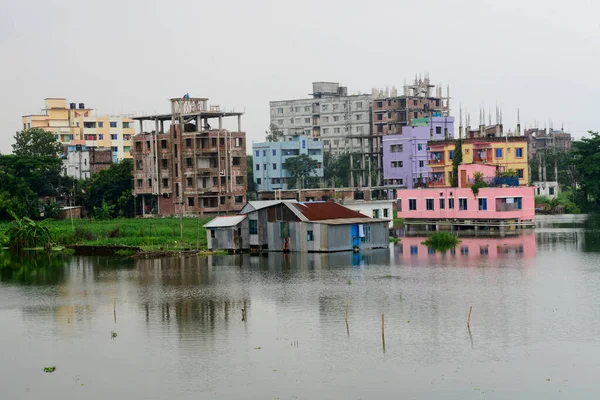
[
  {"left": 111, "top": 331, "right": 118, "bottom": 339},
  {"left": 347, "top": 279, "right": 352, "bottom": 285},
  {"left": 421, "top": 232, "right": 460, "bottom": 251},
  {"left": 254, "top": 346, "right": 262, "bottom": 350},
  {"left": 43, "top": 366, "right": 56, "bottom": 373}
]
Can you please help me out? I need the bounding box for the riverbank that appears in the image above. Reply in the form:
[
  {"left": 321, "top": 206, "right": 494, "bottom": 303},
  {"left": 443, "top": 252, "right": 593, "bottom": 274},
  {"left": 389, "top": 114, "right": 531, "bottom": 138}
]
[{"left": 0, "top": 217, "right": 213, "bottom": 252}]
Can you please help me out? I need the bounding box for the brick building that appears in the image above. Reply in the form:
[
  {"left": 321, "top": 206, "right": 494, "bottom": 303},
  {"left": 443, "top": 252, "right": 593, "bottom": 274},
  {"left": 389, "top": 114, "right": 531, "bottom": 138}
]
[{"left": 131, "top": 98, "right": 247, "bottom": 216}]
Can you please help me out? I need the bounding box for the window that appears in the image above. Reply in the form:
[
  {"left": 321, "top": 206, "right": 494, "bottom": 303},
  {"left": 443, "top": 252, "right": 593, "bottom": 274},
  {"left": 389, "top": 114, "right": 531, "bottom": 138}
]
[
  {"left": 99, "top": 134, "right": 104, "bottom": 140},
  {"left": 439, "top": 199, "right": 445, "bottom": 209},
  {"left": 235, "top": 138, "right": 243, "bottom": 147},
  {"left": 272, "top": 163, "right": 277, "bottom": 170},
  {"left": 391, "top": 161, "right": 403, "bottom": 168},
  {"left": 148, "top": 179, "right": 152, "bottom": 188},
  {"left": 322, "top": 104, "right": 328, "bottom": 111},
  {"left": 418, "top": 143, "right": 424, "bottom": 151},
  {"left": 110, "top": 134, "right": 118, "bottom": 140},
  {"left": 459, "top": 198, "right": 468, "bottom": 210},
  {"left": 232, "top": 157, "right": 241, "bottom": 166},
  {"left": 333, "top": 116, "right": 340, "bottom": 122},
  {"left": 235, "top": 196, "right": 243, "bottom": 204},
  {"left": 436, "top": 126, "right": 442, "bottom": 134},
  {"left": 249, "top": 220, "right": 258, "bottom": 234},
  {"left": 137, "top": 179, "right": 143, "bottom": 188},
  {"left": 84, "top": 121, "right": 96, "bottom": 128},
  {"left": 323, "top": 128, "right": 329, "bottom": 134},
  {"left": 449, "top": 150, "right": 454, "bottom": 160},
  {"left": 256, "top": 178, "right": 262, "bottom": 184},
  {"left": 109, "top": 121, "right": 117, "bottom": 128},
  {"left": 185, "top": 138, "right": 192, "bottom": 147},
  {"left": 186, "top": 158, "right": 192, "bottom": 167},
  {"left": 410, "top": 245, "right": 418, "bottom": 255},
  {"left": 478, "top": 198, "right": 487, "bottom": 211},
  {"left": 356, "top": 102, "right": 363, "bottom": 109},
  {"left": 136, "top": 159, "right": 143, "bottom": 170},
  {"left": 426, "top": 199, "right": 434, "bottom": 210},
  {"left": 187, "top": 177, "right": 193, "bottom": 187},
  {"left": 356, "top": 114, "right": 362, "bottom": 121},
  {"left": 236, "top": 176, "right": 244, "bottom": 185},
  {"left": 123, "top": 122, "right": 130, "bottom": 129},
  {"left": 460, "top": 246, "right": 469, "bottom": 255},
  {"left": 449, "top": 198, "right": 455, "bottom": 209},
  {"left": 409, "top": 199, "right": 417, "bottom": 210},
  {"left": 162, "top": 178, "right": 169, "bottom": 188},
  {"left": 290, "top": 118, "right": 294, "bottom": 124},
  {"left": 277, "top": 107, "right": 283, "bottom": 114},
  {"left": 98, "top": 122, "right": 104, "bottom": 128},
  {"left": 307, "top": 230, "right": 314, "bottom": 241},
  {"left": 495, "top": 148, "right": 503, "bottom": 158},
  {"left": 188, "top": 197, "right": 195, "bottom": 207},
  {"left": 413, "top": 100, "right": 418, "bottom": 106},
  {"left": 210, "top": 229, "right": 216, "bottom": 238},
  {"left": 383, "top": 209, "right": 389, "bottom": 218},
  {"left": 277, "top": 119, "right": 283, "bottom": 126},
  {"left": 272, "top": 149, "right": 276, "bottom": 156},
  {"left": 161, "top": 159, "right": 168, "bottom": 169},
  {"left": 255, "top": 150, "right": 260, "bottom": 157},
  {"left": 304, "top": 106, "right": 310, "bottom": 112},
  {"left": 414, "top": 112, "right": 418, "bottom": 118},
  {"left": 390, "top": 144, "right": 403, "bottom": 153},
  {"left": 419, "top": 160, "right": 424, "bottom": 168},
  {"left": 305, "top": 118, "right": 311, "bottom": 123},
  {"left": 111, "top": 146, "right": 118, "bottom": 152},
  {"left": 323, "top": 140, "right": 330, "bottom": 146},
  {"left": 334, "top": 128, "right": 340, "bottom": 133},
  {"left": 256, "top": 164, "right": 260, "bottom": 171},
  {"left": 517, "top": 169, "right": 524, "bottom": 179},
  {"left": 516, "top": 147, "right": 523, "bottom": 158},
  {"left": 323, "top": 116, "right": 329, "bottom": 123},
  {"left": 356, "top": 126, "right": 363, "bottom": 133},
  {"left": 294, "top": 107, "right": 300, "bottom": 112},
  {"left": 161, "top": 140, "right": 167, "bottom": 149},
  {"left": 262, "top": 150, "right": 266, "bottom": 156},
  {"left": 373, "top": 209, "right": 380, "bottom": 218}
]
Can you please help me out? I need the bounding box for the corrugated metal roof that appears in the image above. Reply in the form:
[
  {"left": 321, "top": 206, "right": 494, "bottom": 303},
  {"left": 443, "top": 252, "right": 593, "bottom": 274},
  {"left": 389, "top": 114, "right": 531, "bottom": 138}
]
[
  {"left": 290, "top": 202, "right": 368, "bottom": 221},
  {"left": 203, "top": 215, "right": 247, "bottom": 228},
  {"left": 315, "top": 218, "right": 389, "bottom": 225},
  {"left": 240, "top": 200, "right": 298, "bottom": 214}
]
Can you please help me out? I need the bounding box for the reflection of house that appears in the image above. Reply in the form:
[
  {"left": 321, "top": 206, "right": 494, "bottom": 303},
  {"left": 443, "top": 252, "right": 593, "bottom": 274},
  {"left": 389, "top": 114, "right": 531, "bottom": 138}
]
[
  {"left": 205, "top": 215, "right": 248, "bottom": 253},
  {"left": 394, "top": 235, "right": 536, "bottom": 261},
  {"left": 223, "top": 200, "right": 388, "bottom": 253},
  {"left": 397, "top": 165, "right": 535, "bottom": 231}
]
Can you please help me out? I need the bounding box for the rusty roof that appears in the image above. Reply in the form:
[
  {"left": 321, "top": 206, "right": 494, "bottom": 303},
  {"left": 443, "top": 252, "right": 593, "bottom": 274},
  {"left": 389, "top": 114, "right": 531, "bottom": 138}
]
[{"left": 290, "top": 202, "right": 368, "bottom": 221}]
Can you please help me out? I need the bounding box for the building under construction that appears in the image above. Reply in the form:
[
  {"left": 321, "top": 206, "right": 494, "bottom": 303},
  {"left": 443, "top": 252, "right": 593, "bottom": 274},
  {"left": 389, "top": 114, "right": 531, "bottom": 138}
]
[{"left": 131, "top": 97, "right": 247, "bottom": 216}]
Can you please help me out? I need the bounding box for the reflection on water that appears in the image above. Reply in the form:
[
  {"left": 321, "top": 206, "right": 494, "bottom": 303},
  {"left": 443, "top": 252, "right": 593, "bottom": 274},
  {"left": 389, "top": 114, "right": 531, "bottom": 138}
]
[{"left": 1, "top": 215, "right": 600, "bottom": 399}]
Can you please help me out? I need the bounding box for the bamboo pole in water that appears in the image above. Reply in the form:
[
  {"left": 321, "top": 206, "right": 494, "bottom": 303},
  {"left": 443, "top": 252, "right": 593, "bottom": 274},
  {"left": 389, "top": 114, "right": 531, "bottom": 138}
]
[
  {"left": 345, "top": 302, "right": 350, "bottom": 336},
  {"left": 114, "top": 298, "right": 117, "bottom": 323},
  {"left": 381, "top": 313, "right": 385, "bottom": 353},
  {"left": 467, "top": 305, "right": 472, "bottom": 330}
]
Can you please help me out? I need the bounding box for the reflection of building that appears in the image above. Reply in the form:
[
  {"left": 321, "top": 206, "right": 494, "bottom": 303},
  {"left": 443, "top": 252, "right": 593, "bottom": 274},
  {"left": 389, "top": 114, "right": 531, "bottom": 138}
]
[
  {"left": 252, "top": 134, "right": 324, "bottom": 191},
  {"left": 131, "top": 97, "right": 247, "bottom": 216},
  {"left": 22, "top": 98, "right": 135, "bottom": 161},
  {"left": 394, "top": 235, "right": 537, "bottom": 261}
]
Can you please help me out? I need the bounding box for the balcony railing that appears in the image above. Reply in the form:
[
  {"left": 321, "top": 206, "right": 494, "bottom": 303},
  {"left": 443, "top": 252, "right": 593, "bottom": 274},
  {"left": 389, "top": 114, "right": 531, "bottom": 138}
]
[{"left": 467, "top": 176, "right": 519, "bottom": 187}]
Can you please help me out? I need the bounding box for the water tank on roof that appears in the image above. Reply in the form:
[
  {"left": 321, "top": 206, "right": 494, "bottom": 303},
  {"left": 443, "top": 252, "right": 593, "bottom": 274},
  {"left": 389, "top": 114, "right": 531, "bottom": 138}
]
[
  {"left": 69, "top": 103, "right": 76, "bottom": 109},
  {"left": 78, "top": 103, "right": 85, "bottom": 109}
]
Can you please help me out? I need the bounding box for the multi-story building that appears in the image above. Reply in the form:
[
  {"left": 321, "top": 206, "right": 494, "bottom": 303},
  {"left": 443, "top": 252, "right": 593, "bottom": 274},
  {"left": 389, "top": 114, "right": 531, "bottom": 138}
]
[
  {"left": 372, "top": 75, "right": 450, "bottom": 185},
  {"left": 22, "top": 98, "right": 135, "bottom": 162},
  {"left": 252, "top": 134, "right": 324, "bottom": 191},
  {"left": 131, "top": 97, "right": 247, "bottom": 216},
  {"left": 426, "top": 133, "right": 529, "bottom": 187},
  {"left": 61, "top": 145, "right": 113, "bottom": 180},
  {"left": 270, "top": 82, "right": 373, "bottom": 187},
  {"left": 524, "top": 127, "right": 572, "bottom": 158},
  {"left": 382, "top": 116, "right": 455, "bottom": 188}
]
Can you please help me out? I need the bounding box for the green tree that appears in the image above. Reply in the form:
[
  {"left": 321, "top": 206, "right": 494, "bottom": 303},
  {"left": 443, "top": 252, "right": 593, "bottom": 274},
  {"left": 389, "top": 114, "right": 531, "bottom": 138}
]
[
  {"left": 246, "top": 154, "right": 256, "bottom": 194},
  {"left": 82, "top": 159, "right": 134, "bottom": 218},
  {"left": 284, "top": 154, "right": 318, "bottom": 189},
  {"left": 12, "top": 128, "right": 63, "bottom": 157},
  {"left": 571, "top": 131, "right": 600, "bottom": 208},
  {"left": 450, "top": 139, "right": 463, "bottom": 187},
  {"left": 324, "top": 152, "right": 356, "bottom": 187},
  {"left": 265, "top": 123, "right": 284, "bottom": 142}
]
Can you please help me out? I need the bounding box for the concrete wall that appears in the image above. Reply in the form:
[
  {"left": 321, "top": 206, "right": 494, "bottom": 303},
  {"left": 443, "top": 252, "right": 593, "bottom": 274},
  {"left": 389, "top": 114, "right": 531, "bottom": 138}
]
[
  {"left": 533, "top": 181, "right": 559, "bottom": 199},
  {"left": 397, "top": 186, "right": 535, "bottom": 221}
]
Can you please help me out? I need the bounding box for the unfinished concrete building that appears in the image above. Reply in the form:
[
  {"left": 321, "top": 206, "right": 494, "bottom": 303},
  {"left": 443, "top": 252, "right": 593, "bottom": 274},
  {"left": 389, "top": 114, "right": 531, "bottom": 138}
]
[
  {"left": 270, "top": 82, "right": 374, "bottom": 188},
  {"left": 132, "top": 98, "right": 247, "bottom": 216}
]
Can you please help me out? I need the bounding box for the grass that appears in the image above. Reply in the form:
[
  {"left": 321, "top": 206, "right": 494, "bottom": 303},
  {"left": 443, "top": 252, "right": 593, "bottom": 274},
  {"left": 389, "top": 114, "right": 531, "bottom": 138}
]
[
  {"left": 422, "top": 232, "right": 460, "bottom": 251},
  {"left": 0, "top": 217, "right": 213, "bottom": 251}
]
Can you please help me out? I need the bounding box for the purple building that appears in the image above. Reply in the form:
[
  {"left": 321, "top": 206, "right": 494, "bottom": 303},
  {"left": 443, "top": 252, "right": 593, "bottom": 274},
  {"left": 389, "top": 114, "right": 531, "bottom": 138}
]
[{"left": 382, "top": 116, "right": 454, "bottom": 188}]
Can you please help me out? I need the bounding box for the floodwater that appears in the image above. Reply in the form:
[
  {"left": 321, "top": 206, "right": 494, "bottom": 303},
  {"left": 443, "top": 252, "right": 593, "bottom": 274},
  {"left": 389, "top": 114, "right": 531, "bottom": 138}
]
[{"left": 1, "top": 215, "right": 600, "bottom": 399}]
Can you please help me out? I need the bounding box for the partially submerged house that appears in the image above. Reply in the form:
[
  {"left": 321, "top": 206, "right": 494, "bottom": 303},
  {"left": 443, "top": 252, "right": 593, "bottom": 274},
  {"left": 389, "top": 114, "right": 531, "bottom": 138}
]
[
  {"left": 242, "top": 200, "right": 388, "bottom": 253},
  {"left": 204, "top": 215, "right": 248, "bottom": 253}
]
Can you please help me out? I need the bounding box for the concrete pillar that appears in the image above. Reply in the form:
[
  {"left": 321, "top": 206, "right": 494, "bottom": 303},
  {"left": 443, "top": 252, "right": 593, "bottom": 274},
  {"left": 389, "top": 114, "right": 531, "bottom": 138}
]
[
  {"left": 349, "top": 153, "right": 354, "bottom": 188},
  {"left": 139, "top": 120, "right": 144, "bottom": 133},
  {"left": 237, "top": 115, "right": 242, "bottom": 132},
  {"left": 160, "top": 120, "right": 164, "bottom": 133},
  {"left": 196, "top": 115, "right": 201, "bottom": 130},
  {"left": 219, "top": 116, "right": 223, "bottom": 131}
]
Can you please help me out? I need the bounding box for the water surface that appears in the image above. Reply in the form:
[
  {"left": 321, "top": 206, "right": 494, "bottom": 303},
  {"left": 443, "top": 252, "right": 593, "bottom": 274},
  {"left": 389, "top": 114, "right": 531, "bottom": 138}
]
[{"left": 1, "top": 215, "right": 600, "bottom": 399}]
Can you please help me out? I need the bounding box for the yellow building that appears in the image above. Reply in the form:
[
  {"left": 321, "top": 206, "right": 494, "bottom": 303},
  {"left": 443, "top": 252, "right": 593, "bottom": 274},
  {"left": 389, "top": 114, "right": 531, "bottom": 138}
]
[
  {"left": 427, "top": 136, "right": 529, "bottom": 187},
  {"left": 21, "top": 98, "right": 134, "bottom": 161}
]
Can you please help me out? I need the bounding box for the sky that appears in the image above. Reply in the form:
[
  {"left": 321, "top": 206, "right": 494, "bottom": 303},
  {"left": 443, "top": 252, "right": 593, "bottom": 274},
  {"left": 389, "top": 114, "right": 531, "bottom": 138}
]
[{"left": 1, "top": 0, "right": 599, "bottom": 154}]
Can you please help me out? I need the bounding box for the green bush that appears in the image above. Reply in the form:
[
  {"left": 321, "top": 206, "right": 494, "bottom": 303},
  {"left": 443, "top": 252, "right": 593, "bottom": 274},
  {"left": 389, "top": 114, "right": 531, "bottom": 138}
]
[
  {"left": 422, "top": 232, "right": 460, "bottom": 251},
  {"left": 6, "top": 212, "right": 52, "bottom": 250}
]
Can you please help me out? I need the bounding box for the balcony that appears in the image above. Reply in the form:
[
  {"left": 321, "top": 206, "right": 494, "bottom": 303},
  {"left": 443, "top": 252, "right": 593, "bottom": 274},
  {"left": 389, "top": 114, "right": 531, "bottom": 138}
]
[
  {"left": 427, "top": 172, "right": 446, "bottom": 187},
  {"left": 428, "top": 152, "right": 445, "bottom": 165},
  {"left": 474, "top": 148, "right": 492, "bottom": 163}
]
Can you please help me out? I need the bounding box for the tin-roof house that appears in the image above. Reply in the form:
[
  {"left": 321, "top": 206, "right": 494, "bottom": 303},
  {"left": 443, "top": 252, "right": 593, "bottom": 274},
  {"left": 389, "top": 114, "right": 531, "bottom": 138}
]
[{"left": 204, "top": 215, "right": 248, "bottom": 253}]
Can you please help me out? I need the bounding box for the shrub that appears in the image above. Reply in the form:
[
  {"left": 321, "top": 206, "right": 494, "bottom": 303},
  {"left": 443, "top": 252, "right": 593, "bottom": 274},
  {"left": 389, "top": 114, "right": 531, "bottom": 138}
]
[
  {"left": 422, "top": 232, "right": 460, "bottom": 251},
  {"left": 6, "top": 212, "right": 52, "bottom": 250}
]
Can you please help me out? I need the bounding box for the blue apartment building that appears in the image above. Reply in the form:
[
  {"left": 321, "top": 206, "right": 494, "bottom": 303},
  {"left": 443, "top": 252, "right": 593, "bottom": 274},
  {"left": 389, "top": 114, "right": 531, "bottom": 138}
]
[{"left": 253, "top": 135, "right": 324, "bottom": 191}]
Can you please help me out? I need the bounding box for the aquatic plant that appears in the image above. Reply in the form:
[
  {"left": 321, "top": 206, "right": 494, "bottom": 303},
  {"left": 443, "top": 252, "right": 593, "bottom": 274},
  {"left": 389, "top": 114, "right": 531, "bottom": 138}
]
[
  {"left": 421, "top": 232, "right": 460, "bottom": 251},
  {"left": 111, "top": 330, "right": 118, "bottom": 339},
  {"left": 43, "top": 366, "right": 56, "bottom": 373}
]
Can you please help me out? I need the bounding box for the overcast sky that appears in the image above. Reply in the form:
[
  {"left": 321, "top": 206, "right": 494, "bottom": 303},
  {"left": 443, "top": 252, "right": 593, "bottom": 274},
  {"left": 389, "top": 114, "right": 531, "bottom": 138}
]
[{"left": 1, "top": 0, "right": 599, "bottom": 154}]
